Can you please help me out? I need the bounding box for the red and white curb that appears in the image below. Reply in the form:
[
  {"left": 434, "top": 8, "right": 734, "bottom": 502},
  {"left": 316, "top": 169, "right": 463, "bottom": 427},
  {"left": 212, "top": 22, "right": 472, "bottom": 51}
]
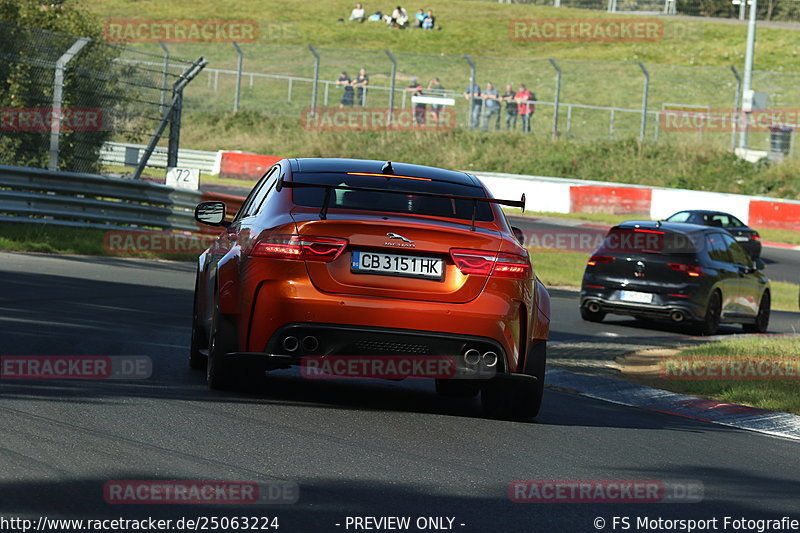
[{"left": 546, "top": 367, "right": 800, "bottom": 441}]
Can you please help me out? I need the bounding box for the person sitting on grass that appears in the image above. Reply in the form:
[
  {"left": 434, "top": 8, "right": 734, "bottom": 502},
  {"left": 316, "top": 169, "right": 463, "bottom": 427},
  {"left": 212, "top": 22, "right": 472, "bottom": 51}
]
[
  {"left": 349, "top": 3, "right": 366, "bottom": 22},
  {"left": 413, "top": 9, "right": 425, "bottom": 28},
  {"left": 422, "top": 9, "right": 435, "bottom": 29},
  {"left": 385, "top": 6, "right": 409, "bottom": 28}
]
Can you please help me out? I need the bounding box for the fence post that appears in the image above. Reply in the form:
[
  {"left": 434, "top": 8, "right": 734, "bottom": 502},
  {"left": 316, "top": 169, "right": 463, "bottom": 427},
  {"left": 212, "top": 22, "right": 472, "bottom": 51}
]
[
  {"left": 548, "top": 58, "right": 561, "bottom": 138},
  {"left": 730, "top": 66, "right": 742, "bottom": 152},
  {"left": 464, "top": 54, "right": 477, "bottom": 129},
  {"left": 158, "top": 41, "right": 170, "bottom": 114},
  {"left": 233, "top": 42, "right": 244, "bottom": 112},
  {"left": 566, "top": 104, "right": 572, "bottom": 136},
  {"left": 386, "top": 50, "right": 397, "bottom": 125},
  {"left": 134, "top": 57, "right": 207, "bottom": 180},
  {"left": 637, "top": 62, "right": 649, "bottom": 142},
  {"left": 48, "top": 37, "right": 90, "bottom": 171},
  {"left": 610, "top": 109, "right": 615, "bottom": 138},
  {"left": 309, "top": 45, "right": 320, "bottom": 114}
]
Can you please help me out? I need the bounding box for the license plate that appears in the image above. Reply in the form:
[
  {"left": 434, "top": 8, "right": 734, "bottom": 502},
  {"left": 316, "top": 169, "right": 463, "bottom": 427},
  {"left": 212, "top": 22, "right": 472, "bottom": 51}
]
[
  {"left": 619, "top": 290, "right": 653, "bottom": 303},
  {"left": 351, "top": 251, "right": 444, "bottom": 280},
  {"left": 734, "top": 235, "right": 749, "bottom": 242}
]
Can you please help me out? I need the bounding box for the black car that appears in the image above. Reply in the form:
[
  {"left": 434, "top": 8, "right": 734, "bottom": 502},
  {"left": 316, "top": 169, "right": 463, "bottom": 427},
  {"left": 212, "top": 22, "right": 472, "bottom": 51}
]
[
  {"left": 665, "top": 210, "right": 762, "bottom": 259},
  {"left": 580, "top": 221, "right": 770, "bottom": 335}
]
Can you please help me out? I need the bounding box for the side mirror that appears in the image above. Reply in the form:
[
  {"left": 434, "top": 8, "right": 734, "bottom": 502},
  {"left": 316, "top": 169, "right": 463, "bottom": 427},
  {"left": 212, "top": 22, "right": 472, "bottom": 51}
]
[
  {"left": 194, "top": 201, "right": 229, "bottom": 227},
  {"left": 754, "top": 258, "right": 765, "bottom": 271},
  {"left": 511, "top": 226, "right": 525, "bottom": 245}
]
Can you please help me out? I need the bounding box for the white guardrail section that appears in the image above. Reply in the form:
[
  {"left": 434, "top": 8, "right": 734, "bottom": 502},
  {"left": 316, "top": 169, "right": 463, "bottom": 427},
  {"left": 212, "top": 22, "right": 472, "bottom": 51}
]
[
  {"left": 99, "top": 142, "right": 221, "bottom": 175},
  {"left": 0, "top": 164, "right": 204, "bottom": 231}
]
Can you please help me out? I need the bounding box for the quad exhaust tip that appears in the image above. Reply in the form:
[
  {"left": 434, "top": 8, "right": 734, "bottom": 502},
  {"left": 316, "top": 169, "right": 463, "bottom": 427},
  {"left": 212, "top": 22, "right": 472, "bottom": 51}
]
[
  {"left": 482, "top": 351, "right": 498, "bottom": 367},
  {"left": 587, "top": 302, "right": 601, "bottom": 314},
  {"left": 282, "top": 336, "right": 299, "bottom": 352},
  {"left": 464, "top": 349, "right": 481, "bottom": 366},
  {"left": 302, "top": 335, "right": 319, "bottom": 352}
]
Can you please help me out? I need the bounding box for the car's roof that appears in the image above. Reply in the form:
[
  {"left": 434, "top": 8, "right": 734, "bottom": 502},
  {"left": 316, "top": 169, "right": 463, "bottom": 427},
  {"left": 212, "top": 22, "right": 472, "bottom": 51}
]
[
  {"left": 615, "top": 220, "right": 724, "bottom": 234},
  {"left": 288, "top": 158, "right": 481, "bottom": 186},
  {"left": 672, "top": 209, "right": 734, "bottom": 216}
]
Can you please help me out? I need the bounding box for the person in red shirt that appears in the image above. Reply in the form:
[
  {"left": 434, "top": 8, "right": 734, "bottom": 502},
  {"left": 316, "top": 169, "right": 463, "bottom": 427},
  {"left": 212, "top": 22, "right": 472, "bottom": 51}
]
[{"left": 515, "top": 84, "right": 536, "bottom": 133}]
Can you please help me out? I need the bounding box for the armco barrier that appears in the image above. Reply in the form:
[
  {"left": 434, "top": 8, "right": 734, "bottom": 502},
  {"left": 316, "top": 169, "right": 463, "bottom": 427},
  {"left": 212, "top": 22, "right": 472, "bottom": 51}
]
[{"left": 0, "top": 164, "right": 234, "bottom": 233}]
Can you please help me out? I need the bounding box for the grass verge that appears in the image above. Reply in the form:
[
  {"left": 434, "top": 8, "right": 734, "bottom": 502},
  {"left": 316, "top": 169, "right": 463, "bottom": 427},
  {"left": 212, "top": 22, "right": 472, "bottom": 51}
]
[
  {"left": 0, "top": 223, "right": 197, "bottom": 261},
  {"left": 620, "top": 337, "right": 800, "bottom": 415}
]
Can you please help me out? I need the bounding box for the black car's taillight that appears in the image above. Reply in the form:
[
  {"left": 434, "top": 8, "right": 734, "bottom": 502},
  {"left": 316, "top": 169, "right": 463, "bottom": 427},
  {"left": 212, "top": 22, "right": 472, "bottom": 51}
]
[
  {"left": 668, "top": 263, "right": 703, "bottom": 277},
  {"left": 587, "top": 255, "right": 614, "bottom": 266}
]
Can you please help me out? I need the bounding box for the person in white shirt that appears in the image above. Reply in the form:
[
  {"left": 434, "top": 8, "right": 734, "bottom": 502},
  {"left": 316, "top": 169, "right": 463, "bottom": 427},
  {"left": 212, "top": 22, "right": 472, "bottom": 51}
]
[
  {"left": 386, "top": 6, "right": 408, "bottom": 27},
  {"left": 349, "top": 3, "right": 366, "bottom": 22}
]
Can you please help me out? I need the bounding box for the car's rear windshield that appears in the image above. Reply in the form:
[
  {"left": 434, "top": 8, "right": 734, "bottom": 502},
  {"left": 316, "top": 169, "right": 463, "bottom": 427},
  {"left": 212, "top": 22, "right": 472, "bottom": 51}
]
[
  {"left": 597, "top": 228, "right": 698, "bottom": 255},
  {"left": 291, "top": 172, "right": 494, "bottom": 221}
]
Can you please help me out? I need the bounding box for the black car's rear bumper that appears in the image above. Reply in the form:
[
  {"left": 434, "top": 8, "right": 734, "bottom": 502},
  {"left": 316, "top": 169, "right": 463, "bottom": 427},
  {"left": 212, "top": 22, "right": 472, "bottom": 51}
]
[{"left": 581, "top": 289, "right": 704, "bottom": 321}]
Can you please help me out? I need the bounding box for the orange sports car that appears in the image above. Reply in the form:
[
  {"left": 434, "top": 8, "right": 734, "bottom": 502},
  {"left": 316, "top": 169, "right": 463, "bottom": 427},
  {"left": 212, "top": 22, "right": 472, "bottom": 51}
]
[{"left": 190, "top": 158, "right": 550, "bottom": 419}]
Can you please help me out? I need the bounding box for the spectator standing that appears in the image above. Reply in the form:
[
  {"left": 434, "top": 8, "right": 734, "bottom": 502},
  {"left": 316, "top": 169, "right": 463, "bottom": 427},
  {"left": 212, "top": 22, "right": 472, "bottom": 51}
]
[
  {"left": 354, "top": 68, "right": 369, "bottom": 106},
  {"left": 427, "top": 77, "right": 444, "bottom": 123},
  {"left": 349, "top": 3, "right": 366, "bottom": 22},
  {"left": 501, "top": 84, "right": 517, "bottom": 130},
  {"left": 406, "top": 78, "right": 425, "bottom": 125},
  {"left": 516, "top": 84, "right": 536, "bottom": 133},
  {"left": 463, "top": 81, "right": 481, "bottom": 130},
  {"left": 422, "top": 10, "right": 435, "bottom": 29},
  {"left": 481, "top": 82, "right": 500, "bottom": 132},
  {"left": 337, "top": 72, "right": 354, "bottom": 108}
]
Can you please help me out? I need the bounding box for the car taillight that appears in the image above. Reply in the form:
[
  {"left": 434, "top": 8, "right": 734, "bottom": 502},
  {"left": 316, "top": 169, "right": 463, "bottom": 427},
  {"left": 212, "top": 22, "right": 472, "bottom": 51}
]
[
  {"left": 450, "top": 249, "right": 531, "bottom": 279},
  {"left": 750, "top": 233, "right": 760, "bottom": 241},
  {"left": 668, "top": 263, "right": 703, "bottom": 277},
  {"left": 587, "top": 255, "right": 614, "bottom": 266},
  {"left": 251, "top": 235, "right": 347, "bottom": 262}
]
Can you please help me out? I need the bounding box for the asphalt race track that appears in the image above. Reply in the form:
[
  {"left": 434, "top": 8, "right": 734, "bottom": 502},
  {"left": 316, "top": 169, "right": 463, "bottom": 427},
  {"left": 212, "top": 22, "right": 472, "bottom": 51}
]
[{"left": 1, "top": 251, "right": 800, "bottom": 532}]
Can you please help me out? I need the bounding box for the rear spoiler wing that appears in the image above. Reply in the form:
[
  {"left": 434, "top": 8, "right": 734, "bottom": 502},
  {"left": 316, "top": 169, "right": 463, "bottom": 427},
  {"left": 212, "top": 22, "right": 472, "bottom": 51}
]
[{"left": 276, "top": 176, "right": 525, "bottom": 231}]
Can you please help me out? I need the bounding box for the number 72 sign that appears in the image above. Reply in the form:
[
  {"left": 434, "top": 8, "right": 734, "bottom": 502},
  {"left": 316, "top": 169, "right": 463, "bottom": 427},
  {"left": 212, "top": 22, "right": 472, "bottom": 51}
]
[{"left": 166, "top": 167, "right": 200, "bottom": 190}]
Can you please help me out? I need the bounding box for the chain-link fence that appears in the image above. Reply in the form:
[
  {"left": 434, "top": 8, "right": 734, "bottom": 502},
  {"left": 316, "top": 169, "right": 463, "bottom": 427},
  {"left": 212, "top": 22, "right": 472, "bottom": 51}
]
[
  {"left": 484, "top": 0, "right": 800, "bottom": 20},
  {"left": 124, "top": 42, "right": 798, "bottom": 156},
  {"left": 0, "top": 21, "right": 203, "bottom": 174}
]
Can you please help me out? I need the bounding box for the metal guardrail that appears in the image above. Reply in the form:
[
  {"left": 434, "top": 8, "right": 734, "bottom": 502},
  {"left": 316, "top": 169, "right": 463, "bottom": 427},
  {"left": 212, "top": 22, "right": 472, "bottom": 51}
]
[
  {"left": 0, "top": 164, "right": 205, "bottom": 232},
  {"left": 99, "top": 142, "right": 219, "bottom": 174}
]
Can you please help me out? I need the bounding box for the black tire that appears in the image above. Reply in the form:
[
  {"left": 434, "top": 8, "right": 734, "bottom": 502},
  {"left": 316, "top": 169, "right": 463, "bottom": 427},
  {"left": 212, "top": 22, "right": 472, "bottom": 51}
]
[
  {"left": 189, "top": 277, "right": 207, "bottom": 370},
  {"left": 580, "top": 306, "right": 605, "bottom": 323},
  {"left": 743, "top": 291, "right": 770, "bottom": 334},
  {"left": 481, "top": 342, "right": 546, "bottom": 420},
  {"left": 435, "top": 379, "right": 481, "bottom": 398},
  {"left": 207, "top": 308, "right": 239, "bottom": 390},
  {"left": 698, "top": 290, "right": 721, "bottom": 336}
]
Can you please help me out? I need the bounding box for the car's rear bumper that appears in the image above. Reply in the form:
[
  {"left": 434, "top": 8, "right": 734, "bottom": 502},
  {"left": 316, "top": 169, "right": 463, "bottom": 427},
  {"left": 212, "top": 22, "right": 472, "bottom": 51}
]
[
  {"left": 242, "top": 276, "right": 543, "bottom": 374},
  {"left": 580, "top": 288, "right": 704, "bottom": 321}
]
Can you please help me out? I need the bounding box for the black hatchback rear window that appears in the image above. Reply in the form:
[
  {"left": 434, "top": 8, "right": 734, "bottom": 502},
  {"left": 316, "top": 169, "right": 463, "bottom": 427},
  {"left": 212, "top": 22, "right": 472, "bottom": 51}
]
[
  {"left": 290, "top": 172, "right": 495, "bottom": 222},
  {"left": 597, "top": 228, "right": 698, "bottom": 255}
]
